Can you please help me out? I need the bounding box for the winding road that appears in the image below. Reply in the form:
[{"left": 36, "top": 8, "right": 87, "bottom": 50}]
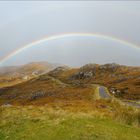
[{"left": 98, "top": 86, "right": 140, "bottom": 108}]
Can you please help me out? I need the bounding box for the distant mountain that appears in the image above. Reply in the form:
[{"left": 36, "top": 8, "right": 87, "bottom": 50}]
[
  {"left": 0, "top": 61, "right": 60, "bottom": 76},
  {"left": 0, "top": 63, "right": 140, "bottom": 106},
  {"left": 0, "top": 61, "right": 61, "bottom": 88}
]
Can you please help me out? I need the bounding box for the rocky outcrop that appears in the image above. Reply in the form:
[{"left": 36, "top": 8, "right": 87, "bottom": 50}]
[
  {"left": 48, "top": 66, "right": 70, "bottom": 77},
  {"left": 71, "top": 71, "right": 93, "bottom": 80},
  {"left": 99, "top": 63, "right": 120, "bottom": 72},
  {"left": 29, "top": 90, "right": 46, "bottom": 100}
]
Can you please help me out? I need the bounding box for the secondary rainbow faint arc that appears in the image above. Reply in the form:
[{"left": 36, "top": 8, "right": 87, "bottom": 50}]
[{"left": 0, "top": 33, "right": 140, "bottom": 65}]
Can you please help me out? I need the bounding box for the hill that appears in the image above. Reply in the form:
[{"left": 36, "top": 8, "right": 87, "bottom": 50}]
[
  {"left": 48, "top": 63, "right": 140, "bottom": 100},
  {"left": 0, "top": 61, "right": 60, "bottom": 88},
  {"left": 0, "top": 63, "right": 140, "bottom": 106}
]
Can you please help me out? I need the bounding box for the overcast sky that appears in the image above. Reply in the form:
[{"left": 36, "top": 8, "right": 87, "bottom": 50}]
[{"left": 0, "top": 1, "right": 140, "bottom": 67}]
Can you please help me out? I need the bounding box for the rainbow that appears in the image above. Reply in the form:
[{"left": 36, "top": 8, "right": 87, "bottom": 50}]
[{"left": 0, "top": 32, "right": 140, "bottom": 65}]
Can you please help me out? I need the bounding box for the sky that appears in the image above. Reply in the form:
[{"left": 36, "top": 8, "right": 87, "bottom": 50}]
[{"left": 0, "top": 1, "right": 140, "bottom": 67}]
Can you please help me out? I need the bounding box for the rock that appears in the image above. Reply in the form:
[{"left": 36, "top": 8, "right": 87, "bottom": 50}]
[
  {"left": 48, "top": 66, "right": 70, "bottom": 77},
  {"left": 80, "top": 63, "right": 98, "bottom": 71},
  {"left": 71, "top": 71, "right": 93, "bottom": 80},
  {"left": 29, "top": 90, "right": 46, "bottom": 100},
  {"left": 99, "top": 63, "right": 120, "bottom": 72},
  {"left": 70, "top": 64, "right": 98, "bottom": 80}
]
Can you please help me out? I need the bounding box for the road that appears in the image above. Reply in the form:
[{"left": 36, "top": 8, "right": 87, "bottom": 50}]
[
  {"left": 98, "top": 86, "right": 140, "bottom": 108},
  {"left": 98, "top": 86, "right": 111, "bottom": 99}
]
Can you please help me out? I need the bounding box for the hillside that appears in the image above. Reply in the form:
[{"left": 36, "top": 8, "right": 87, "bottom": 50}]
[
  {"left": 0, "top": 74, "right": 96, "bottom": 107},
  {"left": 0, "top": 63, "right": 140, "bottom": 106},
  {"left": 48, "top": 63, "right": 140, "bottom": 100},
  {"left": 79, "top": 64, "right": 140, "bottom": 100},
  {"left": 0, "top": 61, "right": 59, "bottom": 88}
]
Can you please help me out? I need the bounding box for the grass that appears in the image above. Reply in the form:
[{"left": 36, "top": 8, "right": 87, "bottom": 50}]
[
  {"left": 110, "top": 99, "right": 140, "bottom": 127},
  {"left": 0, "top": 106, "right": 140, "bottom": 140}
]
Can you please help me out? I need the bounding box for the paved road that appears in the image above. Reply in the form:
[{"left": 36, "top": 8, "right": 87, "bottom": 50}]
[
  {"left": 98, "top": 86, "right": 111, "bottom": 99},
  {"left": 98, "top": 86, "right": 140, "bottom": 108}
]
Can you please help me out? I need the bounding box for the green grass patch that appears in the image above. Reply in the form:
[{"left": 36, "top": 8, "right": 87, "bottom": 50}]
[{"left": 0, "top": 106, "right": 140, "bottom": 140}]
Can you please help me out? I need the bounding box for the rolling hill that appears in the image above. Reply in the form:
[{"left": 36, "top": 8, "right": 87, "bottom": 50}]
[
  {"left": 48, "top": 63, "right": 140, "bottom": 100},
  {"left": 0, "top": 61, "right": 60, "bottom": 88},
  {"left": 0, "top": 63, "right": 140, "bottom": 106}
]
